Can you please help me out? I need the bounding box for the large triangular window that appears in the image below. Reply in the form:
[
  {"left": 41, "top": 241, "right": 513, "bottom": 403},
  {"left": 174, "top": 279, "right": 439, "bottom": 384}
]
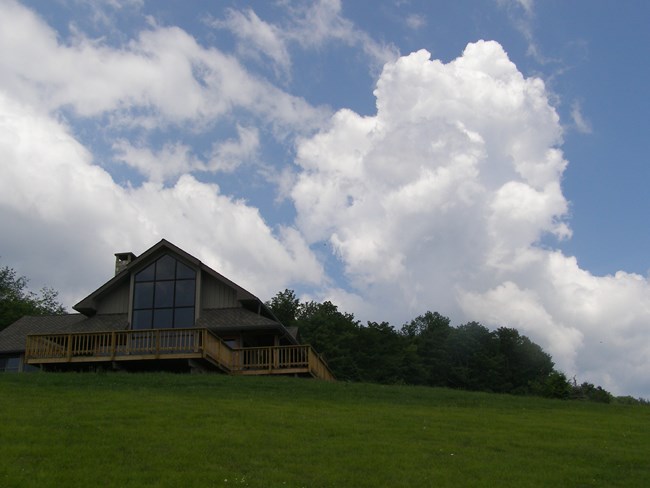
[{"left": 132, "top": 255, "right": 196, "bottom": 329}]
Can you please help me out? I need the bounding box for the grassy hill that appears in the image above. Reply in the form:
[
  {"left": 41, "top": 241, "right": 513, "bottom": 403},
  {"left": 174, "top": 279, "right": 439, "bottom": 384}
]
[{"left": 1, "top": 373, "right": 648, "bottom": 487}]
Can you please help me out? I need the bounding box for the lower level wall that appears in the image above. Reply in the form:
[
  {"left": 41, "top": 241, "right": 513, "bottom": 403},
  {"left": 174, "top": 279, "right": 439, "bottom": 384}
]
[{"left": 0, "top": 354, "right": 38, "bottom": 373}]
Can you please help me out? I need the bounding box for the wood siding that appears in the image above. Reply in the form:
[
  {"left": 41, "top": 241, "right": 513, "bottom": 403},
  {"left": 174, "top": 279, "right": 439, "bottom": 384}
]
[
  {"left": 200, "top": 273, "right": 239, "bottom": 309},
  {"left": 96, "top": 282, "right": 130, "bottom": 314}
]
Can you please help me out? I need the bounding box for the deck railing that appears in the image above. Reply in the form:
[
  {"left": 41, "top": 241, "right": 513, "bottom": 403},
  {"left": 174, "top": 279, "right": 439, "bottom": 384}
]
[
  {"left": 25, "top": 328, "right": 334, "bottom": 380},
  {"left": 25, "top": 328, "right": 203, "bottom": 361}
]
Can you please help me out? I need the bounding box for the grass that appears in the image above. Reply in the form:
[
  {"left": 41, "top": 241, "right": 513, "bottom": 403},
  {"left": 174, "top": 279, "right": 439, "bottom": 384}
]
[{"left": 1, "top": 373, "right": 649, "bottom": 487}]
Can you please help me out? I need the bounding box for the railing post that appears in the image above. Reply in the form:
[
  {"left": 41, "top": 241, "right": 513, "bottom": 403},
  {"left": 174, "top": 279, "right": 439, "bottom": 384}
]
[
  {"left": 155, "top": 329, "right": 160, "bottom": 358},
  {"left": 66, "top": 334, "right": 72, "bottom": 361},
  {"left": 111, "top": 331, "right": 116, "bottom": 360}
]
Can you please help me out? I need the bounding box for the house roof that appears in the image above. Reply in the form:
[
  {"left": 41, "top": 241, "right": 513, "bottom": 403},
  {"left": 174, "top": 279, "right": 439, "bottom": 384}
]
[
  {"left": 0, "top": 314, "right": 128, "bottom": 354},
  {"left": 74, "top": 239, "right": 262, "bottom": 316},
  {"left": 197, "top": 308, "right": 298, "bottom": 343}
]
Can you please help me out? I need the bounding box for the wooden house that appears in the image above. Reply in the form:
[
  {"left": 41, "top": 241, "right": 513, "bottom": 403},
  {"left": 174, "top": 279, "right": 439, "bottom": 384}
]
[{"left": 0, "top": 239, "right": 333, "bottom": 380}]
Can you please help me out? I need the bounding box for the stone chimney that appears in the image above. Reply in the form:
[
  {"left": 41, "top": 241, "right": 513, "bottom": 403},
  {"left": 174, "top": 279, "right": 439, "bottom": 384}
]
[{"left": 114, "top": 252, "right": 137, "bottom": 275}]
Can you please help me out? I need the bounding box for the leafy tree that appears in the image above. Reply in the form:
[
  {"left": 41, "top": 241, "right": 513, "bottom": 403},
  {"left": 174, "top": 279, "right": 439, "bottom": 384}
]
[
  {"left": 493, "top": 327, "right": 554, "bottom": 394},
  {"left": 0, "top": 264, "right": 66, "bottom": 330},
  {"left": 446, "top": 322, "right": 501, "bottom": 391},
  {"left": 570, "top": 380, "right": 613, "bottom": 403},
  {"left": 403, "top": 311, "right": 452, "bottom": 386},
  {"left": 266, "top": 289, "right": 300, "bottom": 326},
  {"left": 535, "top": 371, "right": 572, "bottom": 399},
  {"left": 356, "top": 322, "right": 406, "bottom": 384},
  {"left": 296, "top": 300, "right": 361, "bottom": 381}
]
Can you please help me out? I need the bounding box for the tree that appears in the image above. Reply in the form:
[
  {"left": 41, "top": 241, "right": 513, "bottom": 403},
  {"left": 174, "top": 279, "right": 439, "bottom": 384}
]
[
  {"left": 0, "top": 264, "right": 66, "bottom": 330},
  {"left": 266, "top": 289, "right": 300, "bottom": 326},
  {"left": 493, "top": 327, "right": 555, "bottom": 394},
  {"left": 295, "top": 300, "right": 361, "bottom": 381},
  {"left": 537, "top": 371, "right": 572, "bottom": 399},
  {"left": 402, "top": 311, "right": 452, "bottom": 386},
  {"left": 356, "top": 322, "right": 406, "bottom": 384},
  {"left": 446, "top": 322, "right": 501, "bottom": 391}
]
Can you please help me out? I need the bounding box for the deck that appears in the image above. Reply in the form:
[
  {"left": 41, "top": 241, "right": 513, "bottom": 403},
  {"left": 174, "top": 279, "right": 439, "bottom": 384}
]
[{"left": 24, "top": 328, "right": 335, "bottom": 381}]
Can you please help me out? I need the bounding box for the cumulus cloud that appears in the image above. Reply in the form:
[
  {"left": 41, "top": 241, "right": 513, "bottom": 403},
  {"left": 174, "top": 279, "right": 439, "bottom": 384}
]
[
  {"left": 0, "top": 92, "right": 324, "bottom": 307},
  {"left": 291, "top": 41, "right": 650, "bottom": 396}
]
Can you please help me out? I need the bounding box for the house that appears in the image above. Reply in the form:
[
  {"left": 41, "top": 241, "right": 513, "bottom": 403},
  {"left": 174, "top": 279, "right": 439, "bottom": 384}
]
[{"left": 0, "top": 239, "right": 333, "bottom": 380}]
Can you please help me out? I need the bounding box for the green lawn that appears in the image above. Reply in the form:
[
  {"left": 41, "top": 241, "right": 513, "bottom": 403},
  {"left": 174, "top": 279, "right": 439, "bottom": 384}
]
[{"left": 1, "top": 373, "right": 648, "bottom": 487}]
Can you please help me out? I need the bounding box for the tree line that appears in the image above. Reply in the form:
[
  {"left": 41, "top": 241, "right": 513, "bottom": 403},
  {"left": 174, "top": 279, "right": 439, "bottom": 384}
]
[{"left": 268, "top": 289, "right": 643, "bottom": 404}]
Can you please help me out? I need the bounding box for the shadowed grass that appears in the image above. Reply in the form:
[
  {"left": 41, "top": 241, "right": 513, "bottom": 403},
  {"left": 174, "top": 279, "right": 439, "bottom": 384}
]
[{"left": 1, "top": 373, "right": 649, "bottom": 487}]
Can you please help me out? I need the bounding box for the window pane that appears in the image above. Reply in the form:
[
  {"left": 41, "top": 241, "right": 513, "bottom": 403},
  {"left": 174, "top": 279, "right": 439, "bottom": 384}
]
[
  {"left": 156, "top": 255, "right": 176, "bottom": 280},
  {"left": 0, "top": 356, "right": 21, "bottom": 373},
  {"left": 133, "top": 282, "right": 154, "bottom": 309},
  {"left": 6, "top": 357, "right": 20, "bottom": 372},
  {"left": 154, "top": 281, "right": 174, "bottom": 308},
  {"left": 175, "top": 279, "right": 195, "bottom": 307},
  {"left": 174, "top": 307, "right": 195, "bottom": 328},
  {"left": 132, "top": 310, "right": 152, "bottom": 329},
  {"left": 176, "top": 261, "right": 195, "bottom": 279},
  {"left": 153, "top": 308, "right": 174, "bottom": 329},
  {"left": 135, "top": 263, "right": 155, "bottom": 282}
]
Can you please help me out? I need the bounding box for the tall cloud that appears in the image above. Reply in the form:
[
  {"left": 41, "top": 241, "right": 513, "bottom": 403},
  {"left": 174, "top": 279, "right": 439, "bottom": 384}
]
[{"left": 291, "top": 41, "right": 650, "bottom": 396}]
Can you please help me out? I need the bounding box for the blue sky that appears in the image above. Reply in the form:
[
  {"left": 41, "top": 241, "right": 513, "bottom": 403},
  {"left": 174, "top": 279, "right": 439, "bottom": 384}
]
[{"left": 1, "top": 0, "right": 649, "bottom": 397}]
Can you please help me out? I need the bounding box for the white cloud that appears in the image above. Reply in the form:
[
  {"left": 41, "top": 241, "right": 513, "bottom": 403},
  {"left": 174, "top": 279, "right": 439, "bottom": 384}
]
[
  {"left": 113, "top": 141, "right": 202, "bottom": 183},
  {"left": 570, "top": 101, "right": 593, "bottom": 134},
  {"left": 112, "top": 124, "right": 261, "bottom": 182},
  {"left": 496, "top": 0, "right": 534, "bottom": 17},
  {"left": 213, "top": 0, "right": 399, "bottom": 77},
  {"left": 286, "top": 0, "right": 399, "bottom": 68},
  {"left": 405, "top": 14, "right": 427, "bottom": 31},
  {"left": 0, "top": 0, "right": 327, "bottom": 132},
  {"left": 70, "top": 0, "right": 145, "bottom": 29},
  {"left": 0, "top": 91, "right": 324, "bottom": 308},
  {"left": 212, "top": 8, "right": 291, "bottom": 78},
  {"left": 208, "top": 125, "right": 260, "bottom": 173},
  {"left": 496, "top": 0, "right": 552, "bottom": 65},
  {"left": 290, "top": 41, "right": 650, "bottom": 396}
]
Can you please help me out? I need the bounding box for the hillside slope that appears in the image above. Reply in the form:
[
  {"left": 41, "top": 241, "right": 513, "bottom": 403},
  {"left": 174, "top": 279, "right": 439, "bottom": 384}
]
[{"left": 1, "top": 373, "right": 648, "bottom": 487}]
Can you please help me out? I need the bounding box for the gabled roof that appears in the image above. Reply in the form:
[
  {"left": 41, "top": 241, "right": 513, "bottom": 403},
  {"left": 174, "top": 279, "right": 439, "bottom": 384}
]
[{"left": 74, "top": 239, "right": 260, "bottom": 316}]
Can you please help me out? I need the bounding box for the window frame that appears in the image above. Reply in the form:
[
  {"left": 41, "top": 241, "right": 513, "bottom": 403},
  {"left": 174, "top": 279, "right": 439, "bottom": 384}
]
[{"left": 130, "top": 254, "right": 197, "bottom": 330}]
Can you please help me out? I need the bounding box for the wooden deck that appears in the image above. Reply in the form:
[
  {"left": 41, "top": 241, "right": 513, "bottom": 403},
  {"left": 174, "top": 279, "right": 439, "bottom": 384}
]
[{"left": 24, "top": 328, "right": 335, "bottom": 381}]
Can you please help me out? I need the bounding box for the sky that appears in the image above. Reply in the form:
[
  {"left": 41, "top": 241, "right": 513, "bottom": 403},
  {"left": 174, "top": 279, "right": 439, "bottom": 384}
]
[{"left": 0, "top": 0, "right": 649, "bottom": 397}]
